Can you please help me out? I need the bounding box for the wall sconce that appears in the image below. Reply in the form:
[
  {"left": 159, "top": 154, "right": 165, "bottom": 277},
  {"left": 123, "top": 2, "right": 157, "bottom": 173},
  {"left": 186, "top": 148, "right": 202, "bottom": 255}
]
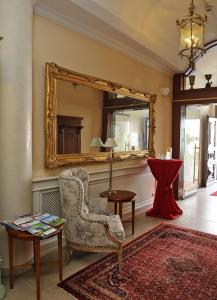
[
  {"left": 89, "top": 137, "right": 104, "bottom": 152},
  {"left": 103, "top": 138, "right": 118, "bottom": 195},
  {"left": 160, "top": 87, "right": 170, "bottom": 97}
]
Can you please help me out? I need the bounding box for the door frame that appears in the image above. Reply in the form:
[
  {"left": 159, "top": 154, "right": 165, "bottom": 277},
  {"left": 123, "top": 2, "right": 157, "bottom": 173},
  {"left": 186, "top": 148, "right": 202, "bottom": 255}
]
[{"left": 172, "top": 96, "right": 217, "bottom": 199}]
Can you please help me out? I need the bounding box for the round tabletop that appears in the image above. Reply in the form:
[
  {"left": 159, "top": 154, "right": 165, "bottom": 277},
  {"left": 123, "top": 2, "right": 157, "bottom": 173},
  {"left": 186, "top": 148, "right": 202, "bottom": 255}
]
[
  {"left": 100, "top": 190, "right": 136, "bottom": 203},
  {"left": 6, "top": 227, "right": 36, "bottom": 240},
  {"left": 6, "top": 225, "right": 63, "bottom": 240}
]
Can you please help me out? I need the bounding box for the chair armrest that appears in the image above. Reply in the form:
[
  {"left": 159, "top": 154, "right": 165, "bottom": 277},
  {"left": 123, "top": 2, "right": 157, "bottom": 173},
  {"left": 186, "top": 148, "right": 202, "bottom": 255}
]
[
  {"left": 82, "top": 213, "right": 109, "bottom": 225},
  {"left": 107, "top": 215, "right": 125, "bottom": 242}
]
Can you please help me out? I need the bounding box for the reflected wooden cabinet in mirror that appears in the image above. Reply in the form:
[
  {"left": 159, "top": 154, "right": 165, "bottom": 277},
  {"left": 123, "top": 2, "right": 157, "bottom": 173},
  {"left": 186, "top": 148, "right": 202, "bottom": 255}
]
[{"left": 45, "top": 62, "right": 156, "bottom": 168}]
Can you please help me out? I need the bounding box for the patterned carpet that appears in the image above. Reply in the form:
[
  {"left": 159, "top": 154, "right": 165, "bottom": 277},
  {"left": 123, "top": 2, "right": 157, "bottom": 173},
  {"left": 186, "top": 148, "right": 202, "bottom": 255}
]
[{"left": 58, "top": 223, "right": 217, "bottom": 299}]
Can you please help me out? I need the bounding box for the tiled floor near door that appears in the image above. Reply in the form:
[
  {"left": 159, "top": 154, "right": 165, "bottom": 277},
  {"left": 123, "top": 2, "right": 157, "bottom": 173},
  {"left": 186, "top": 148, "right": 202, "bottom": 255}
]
[{"left": 4, "top": 183, "right": 217, "bottom": 300}]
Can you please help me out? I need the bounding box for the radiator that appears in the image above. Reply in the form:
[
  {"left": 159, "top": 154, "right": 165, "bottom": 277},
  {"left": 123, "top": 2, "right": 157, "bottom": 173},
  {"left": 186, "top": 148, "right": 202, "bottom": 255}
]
[
  {"left": 41, "top": 189, "right": 62, "bottom": 217},
  {"left": 32, "top": 177, "right": 61, "bottom": 216}
]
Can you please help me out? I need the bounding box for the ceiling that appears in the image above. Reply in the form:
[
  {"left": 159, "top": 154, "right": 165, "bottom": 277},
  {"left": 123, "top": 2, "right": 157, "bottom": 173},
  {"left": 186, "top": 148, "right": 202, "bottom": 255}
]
[{"left": 34, "top": 0, "right": 217, "bottom": 74}]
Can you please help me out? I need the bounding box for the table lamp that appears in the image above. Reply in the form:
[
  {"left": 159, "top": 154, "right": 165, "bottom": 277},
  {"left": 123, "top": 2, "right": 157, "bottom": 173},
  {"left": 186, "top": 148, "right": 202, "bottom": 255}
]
[
  {"left": 103, "top": 137, "right": 118, "bottom": 195},
  {"left": 89, "top": 137, "right": 104, "bottom": 152}
]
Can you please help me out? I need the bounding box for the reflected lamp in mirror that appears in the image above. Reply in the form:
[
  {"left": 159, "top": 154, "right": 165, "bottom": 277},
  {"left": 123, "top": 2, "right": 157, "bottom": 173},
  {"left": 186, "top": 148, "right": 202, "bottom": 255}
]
[
  {"left": 104, "top": 138, "right": 118, "bottom": 149},
  {"left": 103, "top": 138, "right": 118, "bottom": 195},
  {"left": 89, "top": 137, "right": 104, "bottom": 152}
]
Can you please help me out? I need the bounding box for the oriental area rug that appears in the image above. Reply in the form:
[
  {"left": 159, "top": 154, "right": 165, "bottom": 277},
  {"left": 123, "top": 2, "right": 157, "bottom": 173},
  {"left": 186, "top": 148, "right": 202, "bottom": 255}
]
[{"left": 58, "top": 223, "right": 217, "bottom": 300}]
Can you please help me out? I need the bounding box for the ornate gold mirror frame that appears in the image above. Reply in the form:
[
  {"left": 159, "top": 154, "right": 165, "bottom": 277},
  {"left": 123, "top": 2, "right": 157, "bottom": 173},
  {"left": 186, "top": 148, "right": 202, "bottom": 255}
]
[{"left": 45, "top": 62, "right": 156, "bottom": 168}]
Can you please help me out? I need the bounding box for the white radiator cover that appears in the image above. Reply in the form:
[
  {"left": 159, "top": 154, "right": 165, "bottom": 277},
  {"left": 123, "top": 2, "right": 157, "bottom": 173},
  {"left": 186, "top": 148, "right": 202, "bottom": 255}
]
[{"left": 32, "top": 165, "right": 154, "bottom": 256}]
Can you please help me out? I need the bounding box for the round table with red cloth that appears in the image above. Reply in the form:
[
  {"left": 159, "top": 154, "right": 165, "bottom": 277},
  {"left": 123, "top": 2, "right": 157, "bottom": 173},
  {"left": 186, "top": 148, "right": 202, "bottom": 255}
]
[{"left": 146, "top": 158, "right": 183, "bottom": 219}]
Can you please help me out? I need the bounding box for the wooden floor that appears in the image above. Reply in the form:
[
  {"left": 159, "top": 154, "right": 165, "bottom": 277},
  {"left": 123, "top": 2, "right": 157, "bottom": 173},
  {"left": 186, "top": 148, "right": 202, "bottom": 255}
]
[{"left": 4, "top": 182, "right": 217, "bottom": 300}]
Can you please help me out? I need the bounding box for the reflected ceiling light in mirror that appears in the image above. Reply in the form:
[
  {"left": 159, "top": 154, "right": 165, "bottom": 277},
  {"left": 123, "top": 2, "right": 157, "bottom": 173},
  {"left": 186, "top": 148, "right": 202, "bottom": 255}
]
[
  {"left": 89, "top": 137, "right": 104, "bottom": 152},
  {"left": 176, "top": 0, "right": 207, "bottom": 69},
  {"left": 103, "top": 138, "right": 118, "bottom": 195}
]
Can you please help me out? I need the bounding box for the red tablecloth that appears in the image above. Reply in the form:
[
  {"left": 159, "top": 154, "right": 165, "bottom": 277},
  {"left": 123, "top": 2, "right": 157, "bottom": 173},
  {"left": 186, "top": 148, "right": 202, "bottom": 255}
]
[{"left": 146, "top": 158, "right": 183, "bottom": 219}]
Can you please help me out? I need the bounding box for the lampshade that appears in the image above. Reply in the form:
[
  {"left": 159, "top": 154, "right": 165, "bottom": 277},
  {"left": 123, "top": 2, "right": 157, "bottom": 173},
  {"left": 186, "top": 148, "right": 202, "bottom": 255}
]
[
  {"left": 89, "top": 137, "right": 104, "bottom": 147},
  {"left": 104, "top": 138, "right": 118, "bottom": 148}
]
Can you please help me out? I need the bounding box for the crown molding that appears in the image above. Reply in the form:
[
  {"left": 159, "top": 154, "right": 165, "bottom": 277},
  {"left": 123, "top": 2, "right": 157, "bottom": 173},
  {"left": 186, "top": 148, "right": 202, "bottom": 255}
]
[{"left": 34, "top": 3, "right": 174, "bottom": 76}]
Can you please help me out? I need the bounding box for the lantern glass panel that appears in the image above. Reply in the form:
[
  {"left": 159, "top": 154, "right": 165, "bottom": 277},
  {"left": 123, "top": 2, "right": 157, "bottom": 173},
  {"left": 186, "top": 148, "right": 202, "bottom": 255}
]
[
  {"left": 180, "top": 22, "right": 204, "bottom": 51},
  {"left": 192, "top": 23, "right": 204, "bottom": 48},
  {"left": 180, "top": 24, "right": 192, "bottom": 50}
]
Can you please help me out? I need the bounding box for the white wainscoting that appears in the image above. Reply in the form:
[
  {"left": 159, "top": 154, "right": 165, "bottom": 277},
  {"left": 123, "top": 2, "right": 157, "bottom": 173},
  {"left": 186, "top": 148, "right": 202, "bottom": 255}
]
[{"left": 32, "top": 165, "right": 154, "bottom": 256}]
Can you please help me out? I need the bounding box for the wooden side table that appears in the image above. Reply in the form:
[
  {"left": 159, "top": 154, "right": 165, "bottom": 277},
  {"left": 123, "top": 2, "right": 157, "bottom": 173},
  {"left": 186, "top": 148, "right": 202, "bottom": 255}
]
[
  {"left": 6, "top": 226, "right": 63, "bottom": 300},
  {"left": 100, "top": 190, "right": 136, "bottom": 234}
]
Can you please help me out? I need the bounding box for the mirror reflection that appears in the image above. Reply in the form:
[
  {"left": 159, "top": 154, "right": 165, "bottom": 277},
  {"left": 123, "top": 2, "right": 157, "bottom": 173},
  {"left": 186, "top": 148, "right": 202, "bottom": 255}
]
[
  {"left": 56, "top": 79, "right": 150, "bottom": 155},
  {"left": 113, "top": 109, "right": 149, "bottom": 152}
]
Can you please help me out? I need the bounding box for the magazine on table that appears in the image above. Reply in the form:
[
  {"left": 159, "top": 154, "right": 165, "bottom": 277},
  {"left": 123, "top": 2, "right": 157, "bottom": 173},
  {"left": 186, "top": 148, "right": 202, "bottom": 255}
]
[
  {"left": 0, "top": 220, "right": 25, "bottom": 231},
  {"left": 0, "top": 213, "right": 64, "bottom": 236},
  {"left": 20, "top": 219, "right": 57, "bottom": 237},
  {"left": 35, "top": 213, "right": 65, "bottom": 227},
  {"left": 0, "top": 214, "right": 33, "bottom": 231},
  {"left": 12, "top": 215, "right": 35, "bottom": 226}
]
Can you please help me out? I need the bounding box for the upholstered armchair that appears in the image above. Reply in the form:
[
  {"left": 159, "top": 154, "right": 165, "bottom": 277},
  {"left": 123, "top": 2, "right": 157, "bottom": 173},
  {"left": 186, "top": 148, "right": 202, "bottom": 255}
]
[{"left": 59, "top": 168, "right": 125, "bottom": 270}]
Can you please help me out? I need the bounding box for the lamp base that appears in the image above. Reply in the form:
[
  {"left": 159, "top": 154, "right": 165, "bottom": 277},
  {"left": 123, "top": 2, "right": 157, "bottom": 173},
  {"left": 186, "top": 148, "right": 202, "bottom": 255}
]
[{"left": 105, "top": 189, "right": 117, "bottom": 197}]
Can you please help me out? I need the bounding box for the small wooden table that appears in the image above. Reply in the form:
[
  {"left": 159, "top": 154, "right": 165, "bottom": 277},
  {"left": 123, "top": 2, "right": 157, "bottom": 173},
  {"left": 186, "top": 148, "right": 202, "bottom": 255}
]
[
  {"left": 100, "top": 190, "right": 136, "bottom": 234},
  {"left": 6, "top": 226, "right": 63, "bottom": 300}
]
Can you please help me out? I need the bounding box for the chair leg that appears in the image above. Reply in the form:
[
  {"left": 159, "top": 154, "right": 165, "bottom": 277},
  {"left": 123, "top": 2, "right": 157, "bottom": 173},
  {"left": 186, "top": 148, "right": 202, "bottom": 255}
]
[
  {"left": 65, "top": 242, "right": 73, "bottom": 265},
  {"left": 117, "top": 248, "right": 122, "bottom": 272}
]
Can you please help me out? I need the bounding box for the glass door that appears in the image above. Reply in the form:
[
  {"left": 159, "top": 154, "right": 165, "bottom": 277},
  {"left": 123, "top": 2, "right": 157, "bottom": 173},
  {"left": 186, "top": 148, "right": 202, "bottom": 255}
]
[
  {"left": 183, "top": 107, "right": 201, "bottom": 195},
  {"left": 206, "top": 117, "right": 217, "bottom": 184}
]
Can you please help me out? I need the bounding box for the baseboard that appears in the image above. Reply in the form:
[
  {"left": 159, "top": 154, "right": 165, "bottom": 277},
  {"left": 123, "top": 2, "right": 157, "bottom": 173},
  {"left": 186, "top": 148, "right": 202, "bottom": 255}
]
[{"left": 123, "top": 198, "right": 153, "bottom": 218}]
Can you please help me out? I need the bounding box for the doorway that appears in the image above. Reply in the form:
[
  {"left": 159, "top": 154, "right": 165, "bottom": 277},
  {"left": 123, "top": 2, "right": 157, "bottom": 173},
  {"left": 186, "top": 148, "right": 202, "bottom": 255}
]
[
  {"left": 182, "top": 104, "right": 217, "bottom": 197},
  {"left": 183, "top": 107, "right": 200, "bottom": 196},
  {"left": 206, "top": 117, "right": 217, "bottom": 184}
]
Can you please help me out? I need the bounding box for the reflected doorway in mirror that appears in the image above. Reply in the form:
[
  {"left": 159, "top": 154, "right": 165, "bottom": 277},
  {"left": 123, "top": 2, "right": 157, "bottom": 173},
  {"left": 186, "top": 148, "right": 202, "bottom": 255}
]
[{"left": 57, "top": 115, "right": 83, "bottom": 154}]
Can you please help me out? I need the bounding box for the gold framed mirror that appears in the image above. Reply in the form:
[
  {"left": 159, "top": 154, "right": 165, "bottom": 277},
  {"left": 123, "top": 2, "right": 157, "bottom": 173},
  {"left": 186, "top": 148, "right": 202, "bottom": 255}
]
[{"left": 45, "top": 62, "right": 156, "bottom": 168}]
